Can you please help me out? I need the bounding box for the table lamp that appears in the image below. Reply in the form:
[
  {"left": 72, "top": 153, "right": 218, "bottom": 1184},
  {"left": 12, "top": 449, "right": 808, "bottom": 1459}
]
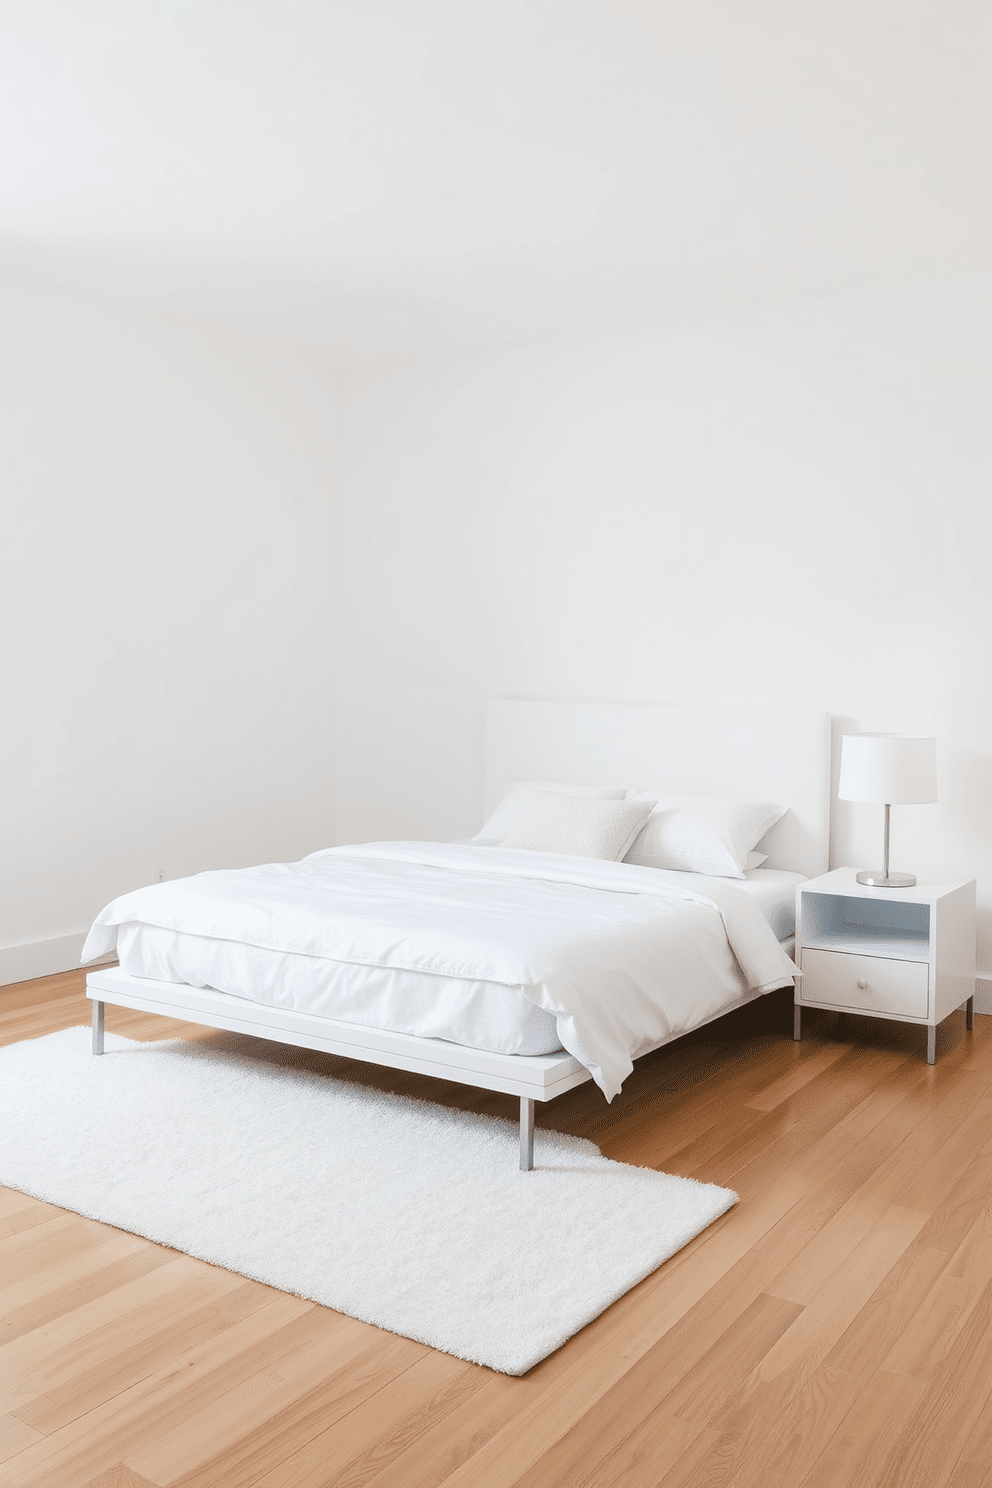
[{"left": 837, "top": 734, "right": 937, "bottom": 888}]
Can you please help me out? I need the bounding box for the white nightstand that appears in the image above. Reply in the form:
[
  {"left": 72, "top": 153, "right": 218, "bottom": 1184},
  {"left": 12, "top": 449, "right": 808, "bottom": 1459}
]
[{"left": 794, "top": 868, "right": 976, "bottom": 1064}]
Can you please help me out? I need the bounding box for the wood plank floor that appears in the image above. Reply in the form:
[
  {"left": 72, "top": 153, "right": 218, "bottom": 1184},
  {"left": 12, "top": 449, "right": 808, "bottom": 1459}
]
[{"left": 2, "top": 969, "right": 990, "bottom": 1487}]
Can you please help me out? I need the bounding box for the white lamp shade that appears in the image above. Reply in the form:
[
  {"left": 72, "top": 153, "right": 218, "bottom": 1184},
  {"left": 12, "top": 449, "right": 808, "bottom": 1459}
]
[{"left": 837, "top": 734, "right": 937, "bottom": 805}]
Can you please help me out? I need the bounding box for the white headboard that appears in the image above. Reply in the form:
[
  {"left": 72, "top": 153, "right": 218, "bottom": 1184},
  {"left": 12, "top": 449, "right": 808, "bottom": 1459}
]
[{"left": 484, "top": 700, "right": 831, "bottom": 878}]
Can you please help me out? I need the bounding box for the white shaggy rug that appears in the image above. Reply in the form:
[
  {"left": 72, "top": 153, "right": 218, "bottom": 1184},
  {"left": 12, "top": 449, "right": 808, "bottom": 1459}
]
[{"left": 0, "top": 1027, "right": 737, "bottom": 1374}]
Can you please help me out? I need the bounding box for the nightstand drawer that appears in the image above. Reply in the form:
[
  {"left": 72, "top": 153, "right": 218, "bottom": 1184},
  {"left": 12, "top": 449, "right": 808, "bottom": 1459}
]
[{"left": 800, "top": 948, "right": 929, "bottom": 1018}]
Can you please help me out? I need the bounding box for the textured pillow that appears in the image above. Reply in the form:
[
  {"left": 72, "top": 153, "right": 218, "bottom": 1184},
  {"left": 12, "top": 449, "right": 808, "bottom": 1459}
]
[
  {"left": 500, "top": 792, "right": 656, "bottom": 861},
  {"left": 624, "top": 794, "right": 785, "bottom": 879},
  {"left": 473, "top": 780, "right": 629, "bottom": 846},
  {"left": 744, "top": 851, "right": 768, "bottom": 872}
]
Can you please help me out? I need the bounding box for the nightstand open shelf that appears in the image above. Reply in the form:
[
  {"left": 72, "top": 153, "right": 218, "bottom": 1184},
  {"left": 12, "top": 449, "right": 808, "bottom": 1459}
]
[
  {"left": 795, "top": 869, "right": 976, "bottom": 1064},
  {"left": 800, "top": 891, "right": 930, "bottom": 961}
]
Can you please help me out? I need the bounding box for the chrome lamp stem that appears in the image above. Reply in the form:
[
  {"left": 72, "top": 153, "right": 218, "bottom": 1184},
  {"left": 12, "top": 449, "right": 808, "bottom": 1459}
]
[{"left": 857, "top": 801, "right": 916, "bottom": 888}]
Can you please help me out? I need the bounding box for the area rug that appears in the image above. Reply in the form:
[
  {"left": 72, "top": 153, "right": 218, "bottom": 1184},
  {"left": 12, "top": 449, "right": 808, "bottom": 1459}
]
[{"left": 0, "top": 1027, "right": 737, "bottom": 1374}]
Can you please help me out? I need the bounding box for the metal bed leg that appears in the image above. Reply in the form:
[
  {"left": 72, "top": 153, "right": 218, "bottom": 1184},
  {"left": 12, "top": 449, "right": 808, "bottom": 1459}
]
[
  {"left": 966, "top": 995, "right": 975, "bottom": 1031},
  {"left": 519, "top": 1097, "right": 535, "bottom": 1172},
  {"left": 92, "top": 1000, "right": 105, "bottom": 1056}
]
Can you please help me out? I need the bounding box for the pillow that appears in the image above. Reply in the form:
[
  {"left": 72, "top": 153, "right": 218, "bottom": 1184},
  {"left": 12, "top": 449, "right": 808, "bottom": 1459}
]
[
  {"left": 623, "top": 794, "right": 785, "bottom": 879},
  {"left": 745, "top": 850, "right": 768, "bottom": 872},
  {"left": 499, "top": 792, "right": 657, "bottom": 861},
  {"left": 473, "top": 780, "right": 629, "bottom": 846}
]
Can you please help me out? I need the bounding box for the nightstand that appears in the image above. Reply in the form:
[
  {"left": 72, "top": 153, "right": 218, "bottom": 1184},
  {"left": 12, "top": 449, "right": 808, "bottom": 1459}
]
[{"left": 794, "top": 868, "right": 976, "bottom": 1064}]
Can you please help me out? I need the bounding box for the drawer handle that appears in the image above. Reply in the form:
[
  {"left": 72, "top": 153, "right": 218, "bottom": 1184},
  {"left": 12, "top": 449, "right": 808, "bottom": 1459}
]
[{"left": 856, "top": 978, "right": 868, "bottom": 989}]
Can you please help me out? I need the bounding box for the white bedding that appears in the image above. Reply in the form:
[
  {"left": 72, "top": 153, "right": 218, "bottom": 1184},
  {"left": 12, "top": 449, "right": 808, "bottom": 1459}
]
[
  {"left": 114, "top": 922, "right": 565, "bottom": 1057},
  {"left": 84, "top": 843, "right": 798, "bottom": 1100},
  {"left": 669, "top": 865, "right": 805, "bottom": 944}
]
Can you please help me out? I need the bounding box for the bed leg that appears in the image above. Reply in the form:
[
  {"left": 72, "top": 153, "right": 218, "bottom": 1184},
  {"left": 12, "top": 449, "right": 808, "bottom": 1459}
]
[
  {"left": 966, "top": 995, "right": 975, "bottom": 1031},
  {"left": 91, "top": 1000, "right": 105, "bottom": 1056},
  {"left": 519, "top": 1097, "right": 535, "bottom": 1172}
]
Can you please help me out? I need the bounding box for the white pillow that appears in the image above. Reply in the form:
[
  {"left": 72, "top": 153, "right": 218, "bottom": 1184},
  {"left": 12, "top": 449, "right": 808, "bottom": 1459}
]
[
  {"left": 624, "top": 794, "right": 785, "bottom": 879},
  {"left": 745, "top": 851, "right": 768, "bottom": 872},
  {"left": 473, "top": 781, "right": 629, "bottom": 846},
  {"left": 500, "top": 792, "right": 657, "bottom": 861}
]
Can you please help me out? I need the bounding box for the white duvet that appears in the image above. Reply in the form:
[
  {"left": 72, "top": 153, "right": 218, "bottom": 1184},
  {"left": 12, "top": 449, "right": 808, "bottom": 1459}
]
[{"left": 82, "top": 842, "right": 798, "bottom": 1100}]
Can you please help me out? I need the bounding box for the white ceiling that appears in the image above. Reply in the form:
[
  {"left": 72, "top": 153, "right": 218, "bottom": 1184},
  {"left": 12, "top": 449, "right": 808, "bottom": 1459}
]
[{"left": 1, "top": 0, "right": 988, "bottom": 365}]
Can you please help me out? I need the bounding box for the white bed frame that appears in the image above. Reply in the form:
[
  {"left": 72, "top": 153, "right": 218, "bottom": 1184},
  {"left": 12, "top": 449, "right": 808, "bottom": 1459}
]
[{"left": 87, "top": 702, "right": 830, "bottom": 1170}]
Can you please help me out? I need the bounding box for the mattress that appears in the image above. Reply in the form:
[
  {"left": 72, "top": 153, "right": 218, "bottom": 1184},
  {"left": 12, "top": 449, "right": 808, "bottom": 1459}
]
[
  {"left": 716, "top": 866, "right": 804, "bottom": 944},
  {"left": 116, "top": 920, "right": 563, "bottom": 1055},
  {"left": 112, "top": 855, "right": 804, "bottom": 1064}
]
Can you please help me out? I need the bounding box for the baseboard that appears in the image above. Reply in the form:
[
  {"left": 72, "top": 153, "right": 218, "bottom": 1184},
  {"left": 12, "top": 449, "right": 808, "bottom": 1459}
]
[
  {"left": 976, "top": 974, "right": 992, "bottom": 1017},
  {"left": 0, "top": 932, "right": 114, "bottom": 988}
]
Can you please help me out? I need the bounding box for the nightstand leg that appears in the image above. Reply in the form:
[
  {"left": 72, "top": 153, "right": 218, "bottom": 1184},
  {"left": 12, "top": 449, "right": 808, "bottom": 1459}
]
[
  {"left": 966, "top": 996, "right": 975, "bottom": 1031},
  {"left": 794, "top": 1004, "right": 801, "bottom": 1042},
  {"left": 927, "top": 1025, "right": 936, "bottom": 1065}
]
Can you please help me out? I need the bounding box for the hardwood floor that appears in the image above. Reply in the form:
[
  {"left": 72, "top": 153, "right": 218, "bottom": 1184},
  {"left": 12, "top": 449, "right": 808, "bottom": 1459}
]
[{"left": 2, "top": 969, "right": 990, "bottom": 1487}]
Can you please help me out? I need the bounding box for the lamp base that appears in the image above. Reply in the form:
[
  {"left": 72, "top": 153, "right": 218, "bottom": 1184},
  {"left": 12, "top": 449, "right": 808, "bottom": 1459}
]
[{"left": 856, "top": 869, "right": 917, "bottom": 888}]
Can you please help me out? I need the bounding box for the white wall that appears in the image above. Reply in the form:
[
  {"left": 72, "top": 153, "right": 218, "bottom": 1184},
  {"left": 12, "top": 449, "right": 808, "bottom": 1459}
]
[
  {"left": 334, "top": 271, "right": 991, "bottom": 986},
  {"left": 4, "top": 268, "right": 989, "bottom": 1004},
  {"left": 0, "top": 275, "right": 337, "bottom": 982}
]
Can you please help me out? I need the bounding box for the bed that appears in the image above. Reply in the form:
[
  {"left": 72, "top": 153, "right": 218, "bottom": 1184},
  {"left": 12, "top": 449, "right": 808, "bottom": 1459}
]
[{"left": 84, "top": 701, "right": 831, "bottom": 1168}]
